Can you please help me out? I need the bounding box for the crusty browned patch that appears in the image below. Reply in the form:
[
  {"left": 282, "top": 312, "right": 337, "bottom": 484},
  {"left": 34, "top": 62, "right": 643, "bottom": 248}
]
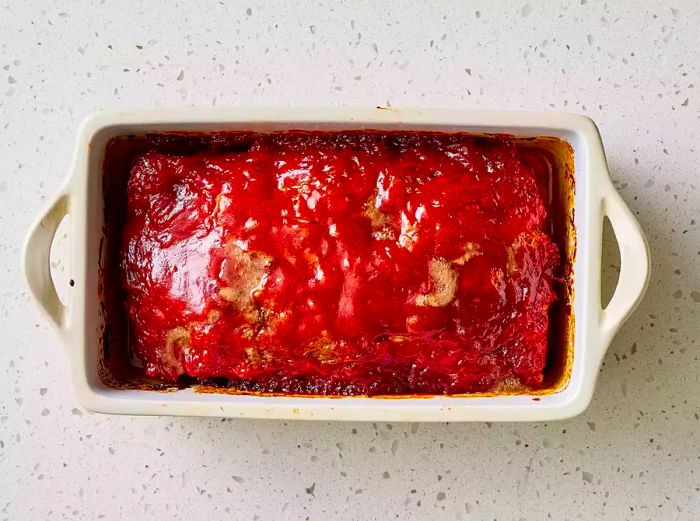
[
  {"left": 416, "top": 258, "right": 458, "bottom": 307},
  {"left": 491, "top": 375, "right": 524, "bottom": 392},
  {"left": 363, "top": 198, "right": 398, "bottom": 241},
  {"left": 506, "top": 232, "right": 549, "bottom": 275},
  {"left": 219, "top": 242, "right": 272, "bottom": 322},
  {"left": 304, "top": 332, "right": 340, "bottom": 364},
  {"left": 163, "top": 327, "right": 190, "bottom": 376},
  {"left": 452, "top": 242, "right": 481, "bottom": 265},
  {"left": 244, "top": 346, "right": 273, "bottom": 366},
  {"left": 506, "top": 234, "right": 526, "bottom": 274},
  {"left": 415, "top": 243, "right": 482, "bottom": 307}
]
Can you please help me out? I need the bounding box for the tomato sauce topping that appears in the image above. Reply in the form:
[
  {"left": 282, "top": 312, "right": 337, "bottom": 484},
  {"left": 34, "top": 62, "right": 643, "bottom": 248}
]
[{"left": 120, "top": 132, "right": 560, "bottom": 395}]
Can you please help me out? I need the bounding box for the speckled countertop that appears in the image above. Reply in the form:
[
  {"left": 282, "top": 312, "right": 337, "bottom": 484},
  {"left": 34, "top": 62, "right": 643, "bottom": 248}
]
[{"left": 1, "top": 1, "right": 698, "bottom": 519}]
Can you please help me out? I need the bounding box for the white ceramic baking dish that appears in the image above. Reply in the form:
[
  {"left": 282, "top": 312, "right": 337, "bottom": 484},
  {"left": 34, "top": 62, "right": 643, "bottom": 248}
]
[{"left": 22, "top": 107, "right": 649, "bottom": 421}]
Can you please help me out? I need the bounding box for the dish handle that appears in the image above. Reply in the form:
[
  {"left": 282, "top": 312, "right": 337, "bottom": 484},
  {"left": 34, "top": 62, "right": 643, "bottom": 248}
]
[
  {"left": 22, "top": 191, "right": 71, "bottom": 335},
  {"left": 598, "top": 187, "right": 651, "bottom": 344}
]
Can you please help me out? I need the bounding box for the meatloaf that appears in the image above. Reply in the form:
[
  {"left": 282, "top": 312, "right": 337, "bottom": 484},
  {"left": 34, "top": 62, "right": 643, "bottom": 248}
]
[{"left": 120, "top": 132, "right": 560, "bottom": 395}]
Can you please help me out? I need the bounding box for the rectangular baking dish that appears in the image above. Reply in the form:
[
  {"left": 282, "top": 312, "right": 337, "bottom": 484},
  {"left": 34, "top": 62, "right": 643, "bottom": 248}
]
[{"left": 22, "top": 107, "right": 650, "bottom": 421}]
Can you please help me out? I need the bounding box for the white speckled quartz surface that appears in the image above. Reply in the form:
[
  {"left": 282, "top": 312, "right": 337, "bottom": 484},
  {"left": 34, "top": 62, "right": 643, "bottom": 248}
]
[{"left": 1, "top": 1, "right": 698, "bottom": 519}]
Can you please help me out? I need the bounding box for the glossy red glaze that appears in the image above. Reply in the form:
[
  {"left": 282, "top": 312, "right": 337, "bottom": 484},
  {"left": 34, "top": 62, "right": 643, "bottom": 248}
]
[{"left": 120, "top": 132, "right": 559, "bottom": 395}]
